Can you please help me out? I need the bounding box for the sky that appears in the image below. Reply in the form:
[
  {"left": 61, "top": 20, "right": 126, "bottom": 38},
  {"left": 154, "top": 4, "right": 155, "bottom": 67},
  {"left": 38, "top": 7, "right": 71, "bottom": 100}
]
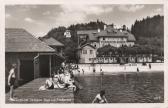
[{"left": 5, "top": 4, "right": 163, "bottom": 37}]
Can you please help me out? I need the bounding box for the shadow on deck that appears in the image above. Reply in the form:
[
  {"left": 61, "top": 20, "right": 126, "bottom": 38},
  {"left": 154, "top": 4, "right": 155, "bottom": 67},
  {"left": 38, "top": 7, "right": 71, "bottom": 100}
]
[{"left": 6, "top": 78, "right": 74, "bottom": 103}]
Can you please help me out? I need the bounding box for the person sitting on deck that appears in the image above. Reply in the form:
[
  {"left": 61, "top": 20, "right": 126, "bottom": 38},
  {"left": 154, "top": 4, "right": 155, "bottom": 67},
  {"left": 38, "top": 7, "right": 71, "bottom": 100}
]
[
  {"left": 63, "top": 66, "right": 77, "bottom": 91},
  {"left": 39, "top": 66, "right": 77, "bottom": 91},
  {"left": 39, "top": 78, "right": 54, "bottom": 90},
  {"left": 92, "top": 90, "right": 108, "bottom": 103},
  {"left": 45, "top": 78, "right": 54, "bottom": 89},
  {"left": 39, "top": 77, "right": 65, "bottom": 90}
]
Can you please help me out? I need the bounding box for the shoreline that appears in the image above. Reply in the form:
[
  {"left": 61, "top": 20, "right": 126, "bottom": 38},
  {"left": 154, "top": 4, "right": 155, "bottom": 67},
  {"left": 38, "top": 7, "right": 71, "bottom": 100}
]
[
  {"left": 74, "top": 63, "right": 164, "bottom": 74},
  {"left": 74, "top": 70, "right": 164, "bottom": 76}
]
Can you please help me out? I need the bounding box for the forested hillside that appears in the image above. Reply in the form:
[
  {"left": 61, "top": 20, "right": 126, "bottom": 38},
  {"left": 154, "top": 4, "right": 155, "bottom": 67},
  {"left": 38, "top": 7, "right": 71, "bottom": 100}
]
[
  {"left": 41, "top": 20, "right": 105, "bottom": 62},
  {"left": 41, "top": 15, "right": 164, "bottom": 62},
  {"left": 131, "top": 15, "right": 164, "bottom": 52}
]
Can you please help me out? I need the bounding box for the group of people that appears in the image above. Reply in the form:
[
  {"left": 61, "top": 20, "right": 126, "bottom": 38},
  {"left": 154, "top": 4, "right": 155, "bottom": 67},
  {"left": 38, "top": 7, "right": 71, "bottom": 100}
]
[
  {"left": 7, "top": 62, "right": 108, "bottom": 103},
  {"left": 39, "top": 61, "right": 77, "bottom": 91}
]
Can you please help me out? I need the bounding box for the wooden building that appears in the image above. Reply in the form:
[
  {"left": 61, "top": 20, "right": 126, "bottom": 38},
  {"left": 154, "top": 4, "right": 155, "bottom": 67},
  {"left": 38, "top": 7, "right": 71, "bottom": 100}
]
[
  {"left": 78, "top": 43, "right": 96, "bottom": 63},
  {"left": 40, "top": 37, "right": 64, "bottom": 56},
  {"left": 5, "top": 28, "right": 64, "bottom": 88}
]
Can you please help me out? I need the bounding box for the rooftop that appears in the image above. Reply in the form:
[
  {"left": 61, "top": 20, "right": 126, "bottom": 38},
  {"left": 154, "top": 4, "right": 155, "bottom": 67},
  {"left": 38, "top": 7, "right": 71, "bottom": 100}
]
[
  {"left": 77, "top": 30, "right": 98, "bottom": 42},
  {"left": 77, "top": 26, "right": 136, "bottom": 42},
  {"left": 5, "top": 28, "right": 55, "bottom": 52},
  {"left": 79, "top": 43, "right": 96, "bottom": 49},
  {"left": 41, "top": 37, "right": 64, "bottom": 47}
]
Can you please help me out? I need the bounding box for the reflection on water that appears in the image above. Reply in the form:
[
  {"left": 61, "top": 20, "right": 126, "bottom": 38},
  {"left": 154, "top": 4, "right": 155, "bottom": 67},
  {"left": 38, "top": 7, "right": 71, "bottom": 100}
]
[{"left": 74, "top": 72, "right": 164, "bottom": 103}]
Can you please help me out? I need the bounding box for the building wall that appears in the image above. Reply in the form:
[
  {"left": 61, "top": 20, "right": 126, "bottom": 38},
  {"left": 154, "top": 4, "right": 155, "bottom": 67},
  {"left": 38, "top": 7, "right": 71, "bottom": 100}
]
[
  {"left": 77, "top": 63, "right": 163, "bottom": 73},
  {"left": 93, "top": 57, "right": 118, "bottom": 63},
  {"left": 99, "top": 37, "right": 128, "bottom": 48},
  {"left": 79, "top": 46, "right": 96, "bottom": 63},
  {"left": 137, "top": 56, "right": 152, "bottom": 63},
  {"left": 5, "top": 52, "right": 38, "bottom": 87},
  {"left": 126, "top": 42, "right": 135, "bottom": 47},
  {"left": 91, "top": 56, "right": 152, "bottom": 64}
]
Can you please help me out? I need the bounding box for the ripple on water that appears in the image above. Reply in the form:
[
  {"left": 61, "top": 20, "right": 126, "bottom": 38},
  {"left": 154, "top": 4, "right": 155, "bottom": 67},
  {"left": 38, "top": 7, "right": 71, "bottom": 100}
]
[{"left": 74, "top": 72, "right": 164, "bottom": 103}]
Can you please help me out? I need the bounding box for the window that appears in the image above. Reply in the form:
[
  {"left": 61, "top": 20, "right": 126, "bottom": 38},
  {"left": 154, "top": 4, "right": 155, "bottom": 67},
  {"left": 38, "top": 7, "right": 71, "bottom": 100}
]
[
  {"left": 90, "top": 50, "right": 93, "bottom": 54},
  {"left": 83, "top": 50, "right": 87, "bottom": 54}
]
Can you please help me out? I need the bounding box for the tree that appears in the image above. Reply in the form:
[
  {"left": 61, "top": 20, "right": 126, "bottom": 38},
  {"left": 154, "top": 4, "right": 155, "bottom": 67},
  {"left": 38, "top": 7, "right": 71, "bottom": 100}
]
[
  {"left": 131, "top": 15, "right": 164, "bottom": 57},
  {"left": 97, "top": 45, "right": 117, "bottom": 57},
  {"left": 42, "top": 20, "right": 106, "bottom": 62}
]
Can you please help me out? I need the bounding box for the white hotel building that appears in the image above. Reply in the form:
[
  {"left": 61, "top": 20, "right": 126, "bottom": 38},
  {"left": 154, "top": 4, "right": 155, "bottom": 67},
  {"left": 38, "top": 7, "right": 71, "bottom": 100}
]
[{"left": 77, "top": 25, "right": 137, "bottom": 63}]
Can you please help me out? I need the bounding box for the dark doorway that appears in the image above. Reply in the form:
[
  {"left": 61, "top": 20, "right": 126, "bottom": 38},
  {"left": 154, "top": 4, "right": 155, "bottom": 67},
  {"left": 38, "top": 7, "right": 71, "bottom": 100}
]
[
  {"left": 39, "top": 55, "right": 50, "bottom": 77},
  {"left": 20, "top": 60, "right": 34, "bottom": 83}
]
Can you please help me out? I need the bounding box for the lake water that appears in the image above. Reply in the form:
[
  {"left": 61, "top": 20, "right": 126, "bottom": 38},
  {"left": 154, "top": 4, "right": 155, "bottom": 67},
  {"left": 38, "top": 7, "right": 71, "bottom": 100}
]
[{"left": 74, "top": 72, "right": 164, "bottom": 103}]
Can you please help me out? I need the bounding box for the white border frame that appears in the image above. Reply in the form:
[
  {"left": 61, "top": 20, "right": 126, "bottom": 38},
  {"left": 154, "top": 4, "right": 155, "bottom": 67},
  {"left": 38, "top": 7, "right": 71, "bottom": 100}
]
[{"left": 0, "top": 0, "right": 167, "bottom": 108}]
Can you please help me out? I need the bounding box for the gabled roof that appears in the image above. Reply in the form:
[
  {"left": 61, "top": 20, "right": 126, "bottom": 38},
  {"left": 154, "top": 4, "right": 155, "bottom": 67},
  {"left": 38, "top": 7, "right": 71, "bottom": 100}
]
[
  {"left": 77, "top": 26, "right": 136, "bottom": 42},
  {"left": 97, "top": 28, "right": 136, "bottom": 41},
  {"left": 41, "top": 37, "right": 64, "bottom": 47},
  {"left": 5, "top": 28, "right": 55, "bottom": 52},
  {"left": 77, "top": 30, "right": 98, "bottom": 42},
  {"left": 79, "top": 43, "right": 96, "bottom": 49},
  {"left": 122, "top": 31, "right": 136, "bottom": 42},
  {"left": 89, "top": 33, "right": 99, "bottom": 42},
  {"left": 97, "top": 29, "right": 127, "bottom": 37},
  {"left": 77, "top": 30, "right": 98, "bottom": 35},
  {"left": 127, "top": 33, "right": 136, "bottom": 42}
]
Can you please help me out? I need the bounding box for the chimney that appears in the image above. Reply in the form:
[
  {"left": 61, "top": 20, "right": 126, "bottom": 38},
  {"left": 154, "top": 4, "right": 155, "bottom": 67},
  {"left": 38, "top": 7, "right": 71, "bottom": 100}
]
[{"left": 104, "top": 25, "right": 107, "bottom": 30}]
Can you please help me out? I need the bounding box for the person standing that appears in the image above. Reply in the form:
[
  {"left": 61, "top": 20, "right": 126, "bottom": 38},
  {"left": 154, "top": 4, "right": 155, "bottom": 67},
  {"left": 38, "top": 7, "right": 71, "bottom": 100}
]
[
  {"left": 93, "top": 68, "right": 96, "bottom": 73},
  {"left": 149, "top": 63, "right": 151, "bottom": 69},
  {"left": 100, "top": 68, "right": 104, "bottom": 75},
  {"left": 82, "top": 69, "right": 84, "bottom": 74},
  {"left": 137, "top": 67, "right": 139, "bottom": 72},
  {"left": 8, "top": 64, "right": 17, "bottom": 101}
]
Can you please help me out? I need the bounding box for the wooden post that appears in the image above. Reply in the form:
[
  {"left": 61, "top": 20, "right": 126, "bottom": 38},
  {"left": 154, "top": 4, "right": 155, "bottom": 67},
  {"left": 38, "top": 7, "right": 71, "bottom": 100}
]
[
  {"left": 17, "top": 59, "right": 20, "bottom": 80},
  {"left": 100, "top": 71, "right": 103, "bottom": 90},
  {"left": 49, "top": 55, "right": 51, "bottom": 77}
]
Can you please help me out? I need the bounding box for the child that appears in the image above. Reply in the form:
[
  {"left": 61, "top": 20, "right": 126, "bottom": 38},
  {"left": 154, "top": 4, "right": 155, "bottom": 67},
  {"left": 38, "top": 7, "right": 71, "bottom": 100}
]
[
  {"left": 8, "top": 64, "right": 17, "bottom": 101},
  {"left": 149, "top": 63, "right": 151, "bottom": 69},
  {"left": 92, "top": 90, "right": 108, "bottom": 103}
]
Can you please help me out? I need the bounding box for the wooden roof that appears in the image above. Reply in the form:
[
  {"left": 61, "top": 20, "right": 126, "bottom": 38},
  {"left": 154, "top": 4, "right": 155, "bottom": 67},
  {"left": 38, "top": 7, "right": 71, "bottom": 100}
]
[
  {"left": 5, "top": 28, "right": 55, "bottom": 52},
  {"left": 41, "top": 37, "right": 64, "bottom": 47}
]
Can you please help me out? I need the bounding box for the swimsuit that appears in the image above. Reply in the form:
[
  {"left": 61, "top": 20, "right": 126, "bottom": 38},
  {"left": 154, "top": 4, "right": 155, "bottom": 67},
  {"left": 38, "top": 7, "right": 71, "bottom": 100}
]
[
  {"left": 95, "top": 94, "right": 106, "bottom": 103},
  {"left": 48, "top": 83, "right": 54, "bottom": 89},
  {"left": 10, "top": 77, "right": 15, "bottom": 86}
]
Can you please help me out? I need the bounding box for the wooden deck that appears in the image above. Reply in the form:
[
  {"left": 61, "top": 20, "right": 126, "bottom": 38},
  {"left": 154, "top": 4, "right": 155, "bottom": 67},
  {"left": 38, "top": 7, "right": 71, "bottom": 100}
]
[{"left": 6, "top": 78, "right": 74, "bottom": 103}]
